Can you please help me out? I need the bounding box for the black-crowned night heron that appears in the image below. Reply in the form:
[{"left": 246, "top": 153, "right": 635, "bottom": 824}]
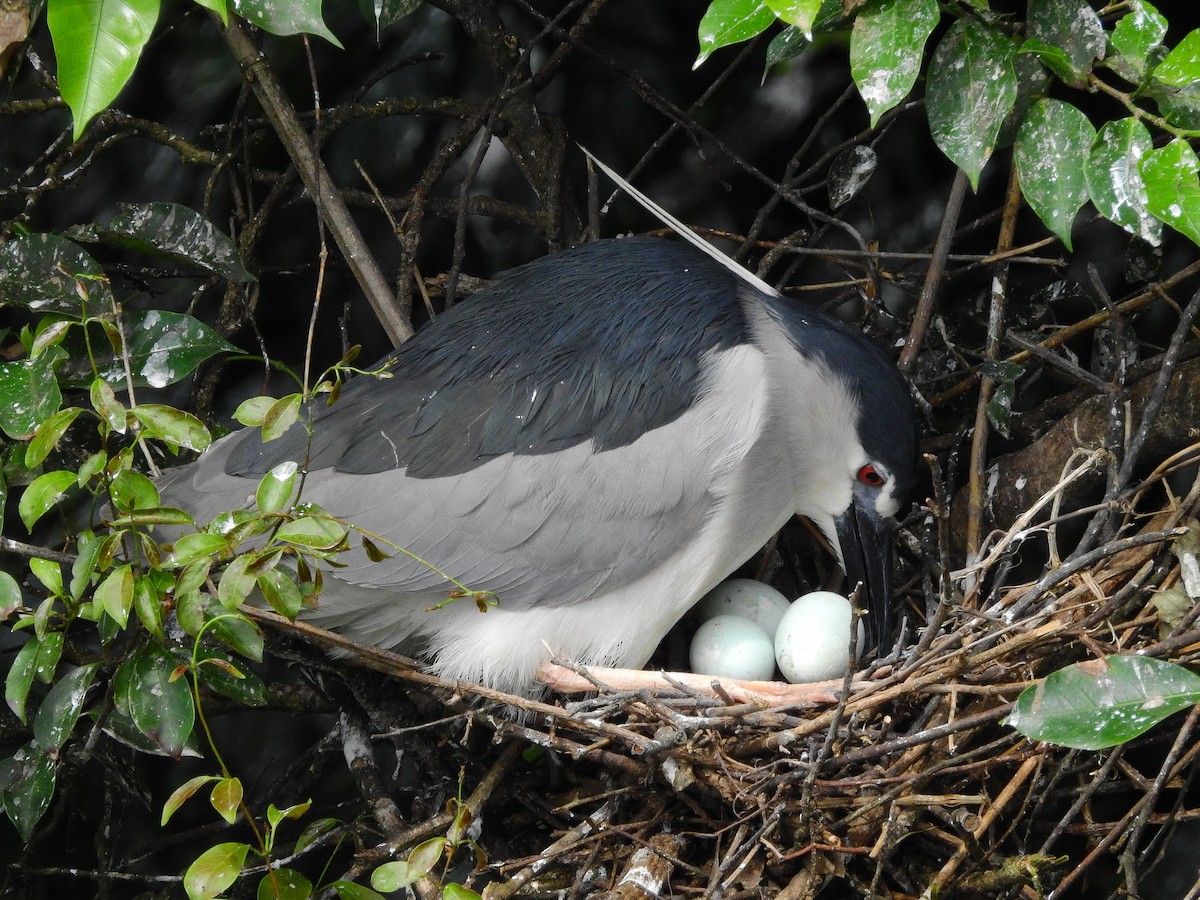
[{"left": 160, "top": 237, "right": 918, "bottom": 694}]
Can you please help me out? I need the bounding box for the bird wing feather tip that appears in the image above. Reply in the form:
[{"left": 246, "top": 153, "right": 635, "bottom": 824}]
[{"left": 578, "top": 145, "right": 779, "bottom": 298}]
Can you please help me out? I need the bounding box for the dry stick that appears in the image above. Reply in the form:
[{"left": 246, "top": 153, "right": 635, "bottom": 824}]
[
  {"left": 898, "top": 169, "right": 969, "bottom": 375},
  {"left": 931, "top": 258, "right": 1200, "bottom": 406},
  {"left": 486, "top": 802, "right": 616, "bottom": 900},
  {"left": 924, "top": 755, "right": 1041, "bottom": 896},
  {"left": 1047, "top": 740, "right": 1200, "bottom": 899},
  {"left": 214, "top": 15, "right": 411, "bottom": 345},
  {"left": 1119, "top": 705, "right": 1200, "bottom": 896},
  {"left": 966, "top": 164, "right": 1021, "bottom": 556}
]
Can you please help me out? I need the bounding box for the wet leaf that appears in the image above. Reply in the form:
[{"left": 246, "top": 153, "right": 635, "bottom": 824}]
[
  {"left": 1007, "top": 654, "right": 1200, "bottom": 750},
  {"left": 196, "top": 646, "right": 267, "bottom": 707},
  {"left": 210, "top": 776, "right": 243, "bottom": 824},
  {"left": 849, "top": 0, "right": 938, "bottom": 126},
  {"left": 764, "top": 0, "right": 821, "bottom": 39},
  {"left": 267, "top": 799, "right": 311, "bottom": 830},
  {"left": 296, "top": 817, "right": 341, "bottom": 853},
  {"left": 1, "top": 742, "right": 56, "bottom": 840},
  {"left": 32, "top": 663, "right": 98, "bottom": 751},
  {"left": 1086, "top": 117, "right": 1162, "bottom": 245},
  {"left": 48, "top": 0, "right": 159, "bottom": 140},
  {"left": 765, "top": 25, "right": 807, "bottom": 71},
  {"left": 233, "top": 395, "right": 275, "bottom": 427},
  {"left": 5, "top": 642, "right": 38, "bottom": 723},
  {"left": 0, "top": 233, "right": 111, "bottom": 313},
  {"left": 76, "top": 310, "right": 240, "bottom": 390},
  {"left": 257, "top": 867, "right": 312, "bottom": 900},
  {"left": 828, "top": 145, "right": 878, "bottom": 209},
  {"left": 695, "top": 0, "right": 775, "bottom": 68},
  {"left": 0, "top": 354, "right": 63, "bottom": 440},
  {"left": 110, "top": 468, "right": 160, "bottom": 512},
  {"left": 256, "top": 461, "right": 299, "bottom": 514},
  {"left": 162, "top": 774, "right": 221, "bottom": 826},
  {"left": 231, "top": 0, "right": 342, "bottom": 47},
  {"left": 18, "top": 470, "right": 76, "bottom": 531},
  {"left": 261, "top": 394, "right": 302, "bottom": 443},
  {"left": 130, "top": 404, "right": 211, "bottom": 452},
  {"left": 1107, "top": 0, "right": 1167, "bottom": 85},
  {"left": 113, "top": 641, "right": 195, "bottom": 758},
  {"left": 70, "top": 202, "right": 254, "bottom": 282},
  {"left": 372, "top": 838, "right": 446, "bottom": 891},
  {"left": 169, "top": 532, "right": 231, "bottom": 567},
  {"left": 1025, "top": 0, "right": 1104, "bottom": 87},
  {"left": 1014, "top": 99, "right": 1096, "bottom": 251},
  {"left": 358, "top": 0, "right": 421, "bottom": 33},
  {"left": 1141, "top": 138, "right": 1200, "bottom": 248},
  {"left": 0, "top": 570, "right": 20, "bottom": 619},
  {"left": 258, "top": 568, "right": 303, "bottom": 618},
  {"left": 217, "top": 554, "right": 258, "bottom": 610},
  {"left": 210, "top": 613, "right": 264, "bottom": 662},
  {"left": 276, "top": 515, "right": 346, "bottom": 549},
  {"left": 927, "top": 19, "right": 1018, "bottom": 189},
  {"left": 443, "top": 886, "right": 484, "bottom": 900},
  {"left": 331, "top": 881, "right": 386, "bottom": 900},
  {"left": 1152, "top": 29, "right": 1200, "bottom": 89},
  {"left": 184, "top": 841, "right": 250, "bottom": 900},
  {"left": 29, "top": 558, "right": 63, "bottom": 597},
  {"left": 95, "top": 564, "right": 134, "bottom": 628}
]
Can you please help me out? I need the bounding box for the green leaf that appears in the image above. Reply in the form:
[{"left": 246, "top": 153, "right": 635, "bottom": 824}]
[
  {"left": 5, "top": 642, "right": 39, "bottom": 723},
  {"left": 1108, "top": 0, "right": 1167, "bottom": 85},
  {"left": 256, "top": 461, "right": 299, "bottom": 514},
  {"left": 357, "top": 0, "right": 422, "bottom": 33},
  {"left": 1025, "top": 0, "right": 1105, "bottom": 87},
  {"left": 90, "top": 378, "right": 127, "bottom": 433},
  {"left": 184, "top": 841, "right": 250, "bottom": 900},
  {"left": 267, "top": 799, "right": 311, "bottom": 831},
  {"left": 130, "top": 404, "right": 212, "bottom": 451},
  {"left": 257, "top": 867, "right": 313, "bottom": 900},
  {"left": 210, "top": 613, "right": 264, "bottom": 662},
  {"left": 1086, "top": 117, "right": 1162, "bottom": 245},
  {"left": 133, "top": 574, "right": 165, "bottom": 636},
  {"left": 1152, "top": 29, "right": 1200, "bottom": 89},
  {"left": 275, "top": 515, "right": 346, "bottom": 549},
  {"left": 371, "top": 838, "right": 447, "bottom": 891},
  {"left": 78, "top": 310, "right": 241, "bottom": 390},
  {"left": 29, "top": 558, "right": 63, "bottom": 597},
  {"left": 261, "top": 394, "right": 302, "bottom": 443},
  {"left": 331, "top": 881, "right": 387, "bottom": 900},
  {"left": 34, "top": 632, "right": 64, "bottom": 684},
  {"left": 695, "top": 0, "right": 776, "bottom": 68},
  {"left": 170, "top": 532, "right": 231, "bottom": 566},
  {"left": 849, "top": 0, "right": 939, "bottom": 126},
  {"left": 765, "top": 25, "right": 808, "bottom": 71},
  {"left": 233, "top": 395, "right": 275, "bottom": 427},
  {"left": 111, "top": 506, "right": 196, "bottom": 528},
  {"left": 231, "top": 0, "right": 343, "bottom": 47},
  {"left": 210, "top": 776, "right": 243, "bottom": 825},
  {"left": 0, "top": 354, "right": 63, "bottom": 440},
  {"left": 296, "top": 817, "right": 341, "bottom": 854},
  {"left": 113, "top": 641, "right": 195, "bottom": 758},
  {"left": 442, "top": 886, "right": 483, "bottom": 900},
  {"left": 196, "top": 646, "right": 267, "bottom": 707},
  {"left": 764, "top": 0, "right": 820, "bottom": 39},
  {"left": 1007, "top": 654, "right": 1200, "bottom": 750},
  {"left": 18, "top": 470, "right": 76, "bottom": 531},
  {"left": 258, "top": 568, "right": 303, "bottom": 618},
  {"left": 68, "top": 202, "right": 254, "bottom": 282},
  {"left": 0, "top": 570, "right": 20, "bottom": 618},
  {"left": 1141, "top": 138, "right": 1200, "bottom": 247},
  {"left": 95, "top": 564, "right": 135, "bottom": 628},
  {"left": 926, "top": 19, "right": 1018, "bottom": 189},
  {"left": 161, "top": 774, "right": 221, "bottom": 826},
  {"left": 47, "top": 0, "right": 161, "bottom": 140},
  {"left": 0, "top": 232, "right": 112, "bottom": 313},
  {"left": 32, "top": 663, "right": 98, "bottom": 751},
  {"left": 1014, "top": 99, "right": 1096, "bottom": 251},
  {"left": 217, "top": 554, "right": 258, "bottom": 610},
  {"left": 0, "top": 742, "right": 57, "bottom": 840}
]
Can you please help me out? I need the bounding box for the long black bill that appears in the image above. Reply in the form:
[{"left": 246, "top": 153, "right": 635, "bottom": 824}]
[{"left": 833, "top": 498, "right": 896, "bottom": 651}]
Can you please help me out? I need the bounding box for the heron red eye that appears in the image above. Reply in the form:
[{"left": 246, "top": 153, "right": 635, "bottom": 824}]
[{"left": 858, "top": 464, "right": 885, "bottom": 487}]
